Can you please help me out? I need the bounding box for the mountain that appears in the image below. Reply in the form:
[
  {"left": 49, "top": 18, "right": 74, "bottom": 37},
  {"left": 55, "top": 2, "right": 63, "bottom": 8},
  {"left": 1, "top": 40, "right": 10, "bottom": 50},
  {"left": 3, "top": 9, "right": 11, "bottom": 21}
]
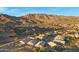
[
  {"left": 1, "top": 14, "right": 79, "bottom": 52},
  {"left": 0, "top": 13, "right": 79, "bottom": 28},
  {"left": 0, "top": 14, "right": 20, "bottom": 24},
  {"left": 21, "top": 14, "right": 79, "bottom": 24}
]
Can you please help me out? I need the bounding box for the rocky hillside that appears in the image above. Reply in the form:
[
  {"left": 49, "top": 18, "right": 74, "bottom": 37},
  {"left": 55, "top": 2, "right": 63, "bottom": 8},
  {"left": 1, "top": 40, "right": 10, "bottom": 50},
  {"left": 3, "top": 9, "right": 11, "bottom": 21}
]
[
  {"left": 0, "top": 14, "right": 79, "bottom": 52},
  {"left": 0, "top": 14, "right": 79, "bottom": 27},
  {"left": 21, "top": 14, "right": 79, "bottom": 24}
]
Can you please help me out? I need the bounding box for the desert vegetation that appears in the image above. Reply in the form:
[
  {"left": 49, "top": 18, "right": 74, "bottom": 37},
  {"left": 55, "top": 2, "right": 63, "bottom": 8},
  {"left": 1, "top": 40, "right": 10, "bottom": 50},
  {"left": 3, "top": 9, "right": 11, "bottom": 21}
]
[{"left": 0, "top": 14, "right": 79, "bottom": 52}]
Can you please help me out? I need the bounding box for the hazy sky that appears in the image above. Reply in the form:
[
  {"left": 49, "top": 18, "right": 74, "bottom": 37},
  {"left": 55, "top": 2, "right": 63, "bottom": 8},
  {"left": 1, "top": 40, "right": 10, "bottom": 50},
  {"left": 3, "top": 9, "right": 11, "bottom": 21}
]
[{"left": 0, "top": 7, "right": 79, "bottom": 16}]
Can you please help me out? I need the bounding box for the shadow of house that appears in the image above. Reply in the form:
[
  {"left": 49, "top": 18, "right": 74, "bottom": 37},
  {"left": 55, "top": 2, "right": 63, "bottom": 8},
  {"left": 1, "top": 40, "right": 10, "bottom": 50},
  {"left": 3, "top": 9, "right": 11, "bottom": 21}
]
[
  {"left": 0, "top": 36, "right": 16, "bottom": 44},
  {"left": 42, "top": 34, "right": 57, "bottom": 47}
]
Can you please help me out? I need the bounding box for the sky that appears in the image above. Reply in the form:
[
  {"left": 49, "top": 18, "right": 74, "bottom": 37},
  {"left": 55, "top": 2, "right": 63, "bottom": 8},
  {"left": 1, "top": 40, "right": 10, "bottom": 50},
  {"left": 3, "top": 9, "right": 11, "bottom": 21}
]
[{"left": 0, "top": 7, "right": 79, "bottom": 17}]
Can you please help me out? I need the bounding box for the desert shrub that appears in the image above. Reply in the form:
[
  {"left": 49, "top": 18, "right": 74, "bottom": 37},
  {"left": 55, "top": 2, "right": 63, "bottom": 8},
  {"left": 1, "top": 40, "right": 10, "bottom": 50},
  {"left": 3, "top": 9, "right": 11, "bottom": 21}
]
[
  {"left": 39, "top": 48, "right": 45, "bottom": 52},
  {"left": 32, "top": 48, "right": 37, "bottom": 52}
]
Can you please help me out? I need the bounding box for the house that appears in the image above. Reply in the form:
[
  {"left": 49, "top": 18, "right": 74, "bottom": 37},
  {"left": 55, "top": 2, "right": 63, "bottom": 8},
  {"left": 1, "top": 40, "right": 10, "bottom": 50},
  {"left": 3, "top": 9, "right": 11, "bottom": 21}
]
[
  {"left": 53, "top": 35, "right": 65, "bottom": 44},
  {"left": 54, "top": 35, "right": 64, "bottom": 41},
  {"left": 74, "top": 32, "right": 79, "bottom": 38},
  {"left": 67, "top": 34, "right": 74, "bottom": 38},
  {"left": 29, "top": 37, "right": 35, "bottom": 40},
  {"left": 35, "top": 41, "right": 45, "bottom": 48},
  {"left": 45, "top": 32, "right": 50, "bottom": 35},
  {"left": 48, "top": 41, "right": 57, "bottom": 48},
  {"left": 27, "top": 40, "right": 36, "bottom": 46},
  {"left": 54, "top": 31, "right": 58, "bottom": 34},
  {"left": 19, "top": 41, "right": 25, "bottom": 45},
  {"left": 35, "top": 34, "right": 45, "bottom": 39},
  {"left": 16, "top": 40, "right": 26, "bottom": 47},
  {"left": 53, "top": 39, "right": 65, "bottom": 44}
]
